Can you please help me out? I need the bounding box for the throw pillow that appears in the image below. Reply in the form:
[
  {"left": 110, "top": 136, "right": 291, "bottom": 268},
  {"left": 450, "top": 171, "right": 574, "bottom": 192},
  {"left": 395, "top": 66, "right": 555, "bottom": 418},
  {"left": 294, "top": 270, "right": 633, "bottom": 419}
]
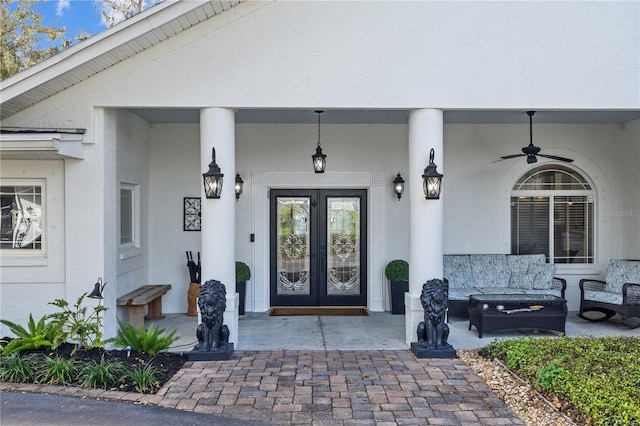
[
  {"left": 509, "top": 273, "right": 535, "bottom": 290},
  {"left": 528, "top": 263, "right": 556, "bottom": 290}
]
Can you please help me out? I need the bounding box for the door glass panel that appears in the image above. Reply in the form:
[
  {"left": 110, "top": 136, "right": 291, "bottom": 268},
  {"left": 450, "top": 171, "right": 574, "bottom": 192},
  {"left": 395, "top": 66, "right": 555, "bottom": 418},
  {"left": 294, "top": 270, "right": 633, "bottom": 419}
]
[
  {"left": 277, "top": 197, "right": 311, "bottom": 295},
  {"left": 327, "top": 197, "right": 360, "bottom": 295}
]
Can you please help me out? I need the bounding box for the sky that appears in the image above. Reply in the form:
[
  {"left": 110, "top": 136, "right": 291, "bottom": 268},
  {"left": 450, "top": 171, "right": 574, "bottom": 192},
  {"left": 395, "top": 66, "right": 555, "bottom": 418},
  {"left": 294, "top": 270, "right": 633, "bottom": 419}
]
[
  {"left": 36, "top": 0, "right": 109, "bottom": 42},
  {"left": 30, "top": 0, "right": 162, "bottom": 45}
]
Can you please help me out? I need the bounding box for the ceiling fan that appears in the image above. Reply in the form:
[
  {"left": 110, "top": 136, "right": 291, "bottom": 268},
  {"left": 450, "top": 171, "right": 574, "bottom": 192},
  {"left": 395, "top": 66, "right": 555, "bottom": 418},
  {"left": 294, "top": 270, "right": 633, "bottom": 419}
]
[{"left": 494, "top": 111, "right": 574, "bottom": 164}]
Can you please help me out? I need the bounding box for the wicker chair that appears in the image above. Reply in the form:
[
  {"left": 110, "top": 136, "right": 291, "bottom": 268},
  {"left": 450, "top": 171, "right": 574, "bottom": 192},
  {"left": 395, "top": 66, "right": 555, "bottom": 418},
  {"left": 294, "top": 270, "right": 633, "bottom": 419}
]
[{"left": 578, "top": 259, "right": 640, "bottom": 328}]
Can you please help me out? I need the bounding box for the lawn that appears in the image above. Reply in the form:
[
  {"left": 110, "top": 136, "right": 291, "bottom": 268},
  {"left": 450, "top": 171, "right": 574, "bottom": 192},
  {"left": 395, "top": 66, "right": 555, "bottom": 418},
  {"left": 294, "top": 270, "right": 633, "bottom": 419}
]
[{"left": 479, "top": 336, "right": 640, "bottom": 426}]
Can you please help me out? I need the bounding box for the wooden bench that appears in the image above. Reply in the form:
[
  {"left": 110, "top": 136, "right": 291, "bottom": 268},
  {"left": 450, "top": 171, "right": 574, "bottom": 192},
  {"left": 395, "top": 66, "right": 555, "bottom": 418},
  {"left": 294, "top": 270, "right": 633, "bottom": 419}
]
[{"left": 116, "top": 284, "right": 171, "bottom": 329}]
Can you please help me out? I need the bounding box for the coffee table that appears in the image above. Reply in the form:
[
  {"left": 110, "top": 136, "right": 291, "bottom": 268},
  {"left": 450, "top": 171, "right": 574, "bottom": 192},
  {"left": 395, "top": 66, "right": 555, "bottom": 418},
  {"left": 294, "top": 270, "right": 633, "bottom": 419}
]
[{"left": 468, "top": 294, "right": 567, "bottom": 338}]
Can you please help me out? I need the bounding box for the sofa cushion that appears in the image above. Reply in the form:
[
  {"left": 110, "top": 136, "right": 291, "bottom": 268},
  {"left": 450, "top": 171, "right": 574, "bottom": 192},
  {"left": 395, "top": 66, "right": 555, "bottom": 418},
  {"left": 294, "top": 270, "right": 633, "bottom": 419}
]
[
  {"left": 509, "top": 273, "right": 536, "bottom": 290},
  {"left": 443, "top": 255, "right": 473, "bottom": 289},
  {"left": 469, "top": 255, "right": 510, "bottom": 288},
  {"left": 527, "top": 263, "right": 557, "bottom": 290},
  {"left": 477, "top": 287, "right": 526, "bottom": 295},
  {"left": 604, "top": 260, "right": 640, "bottom": 293},
  {"left": 507, "top": 254, "right": 546, "bottom": 273},
  {"left": 583, "top": 289, "right": 623, "bottom": 305},
  {"left": 448, "top": 287, "right": 480, "bottom": 301},
  {"left": 526, "top": 288, "right": 563, "bottom": 298}
]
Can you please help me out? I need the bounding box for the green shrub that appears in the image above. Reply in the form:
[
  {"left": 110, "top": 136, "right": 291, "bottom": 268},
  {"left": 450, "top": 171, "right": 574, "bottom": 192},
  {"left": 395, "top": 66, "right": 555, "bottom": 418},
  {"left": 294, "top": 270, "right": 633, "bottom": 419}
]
[
  {"left": 0, "top": 314, "right": 66, "bottom": 355},
  {"left": 80, "top": 355, "right": 126, "bottom": 389},
  {"left": 236, "top": 261, "right": 251, "bottom": 281},
  {"left": 126, "top": 362, "right": 160, "bottom": 393},
  {"left": 0, "top": 353, "right": 38, "bottom": 383},
  {"left": 535, "top": 363, "right": 566, "bottom": 391},
  {"left": 107, "top": 318, "right": 177, "bottom": 356},
  {"left": 481, "top": 336, "right": 640, "bottom": 426},
  {"left": 49, "top": 293, "right": 107, "bottom": 353},
  {"left": 35, "top": 355, "right": 80, "bottom": 386},
  {"left": 385, "top": 259, "right": 409, "bottom": 281}
]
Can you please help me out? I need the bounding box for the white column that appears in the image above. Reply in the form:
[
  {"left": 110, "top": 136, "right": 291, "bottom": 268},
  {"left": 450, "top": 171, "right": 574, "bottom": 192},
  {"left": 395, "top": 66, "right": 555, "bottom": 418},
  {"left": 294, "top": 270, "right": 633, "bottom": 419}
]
[
  {"left": 405, "top": 109, "right": 444, "bottom": 346},
  {"left": 200, "top": 107, "right": 238, "bottom": 346}
]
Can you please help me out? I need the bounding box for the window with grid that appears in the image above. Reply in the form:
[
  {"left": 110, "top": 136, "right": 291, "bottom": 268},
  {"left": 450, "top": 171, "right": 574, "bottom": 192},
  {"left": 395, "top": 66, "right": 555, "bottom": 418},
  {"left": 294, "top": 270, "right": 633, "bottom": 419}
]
[{"left": 511, "top": 165, "right": 594, "bottom": 264}]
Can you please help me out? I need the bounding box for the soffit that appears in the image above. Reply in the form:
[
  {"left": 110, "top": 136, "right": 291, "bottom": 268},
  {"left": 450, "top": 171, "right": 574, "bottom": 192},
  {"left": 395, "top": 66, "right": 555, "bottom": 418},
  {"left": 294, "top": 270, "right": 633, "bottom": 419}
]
[
  {"left": 130, "top": 108, "right": 640, "bottom": 124},
  {"left": 0, "top": 0, "right": 242, "bottom": 120}
]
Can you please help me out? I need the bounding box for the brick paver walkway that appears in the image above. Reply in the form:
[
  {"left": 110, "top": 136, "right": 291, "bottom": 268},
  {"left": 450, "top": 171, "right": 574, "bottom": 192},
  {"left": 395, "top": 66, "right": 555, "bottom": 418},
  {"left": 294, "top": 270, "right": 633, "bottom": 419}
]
[
  {"left": 157, "top": 350, "right": 523, "bottom": 425},
  {"left": 2, "top": 350, "right": 524, "bottom": 425}
]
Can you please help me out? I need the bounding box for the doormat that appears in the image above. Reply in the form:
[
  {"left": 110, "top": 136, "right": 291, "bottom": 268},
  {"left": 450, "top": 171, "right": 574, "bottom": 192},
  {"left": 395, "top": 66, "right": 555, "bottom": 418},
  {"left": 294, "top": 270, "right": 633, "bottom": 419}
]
[{"left": 269, "top": 307, "right": 369, "bottom": 316}]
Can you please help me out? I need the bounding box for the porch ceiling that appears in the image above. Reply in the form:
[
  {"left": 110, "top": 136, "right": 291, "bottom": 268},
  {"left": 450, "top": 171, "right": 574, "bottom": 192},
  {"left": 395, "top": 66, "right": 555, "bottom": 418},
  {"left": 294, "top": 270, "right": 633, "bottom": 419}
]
[{"left": 129, "top": 108, "right": 640, "bottom": 124}]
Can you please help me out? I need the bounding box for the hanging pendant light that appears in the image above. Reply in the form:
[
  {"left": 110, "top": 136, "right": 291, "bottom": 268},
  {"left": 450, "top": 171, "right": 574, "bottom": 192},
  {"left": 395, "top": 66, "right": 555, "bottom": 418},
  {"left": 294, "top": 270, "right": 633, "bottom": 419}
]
[{"left": 311, "top": 110, "right": 326, "bottom": 173}]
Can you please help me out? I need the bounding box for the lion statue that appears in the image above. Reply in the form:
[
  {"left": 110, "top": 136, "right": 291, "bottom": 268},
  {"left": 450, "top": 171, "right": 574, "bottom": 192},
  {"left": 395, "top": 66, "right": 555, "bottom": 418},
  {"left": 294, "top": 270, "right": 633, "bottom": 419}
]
[
  {"left": 194, "top": 280, "right": 230, "bottom": 352},
  {"left": 416, "top": 279, "right": 452, "bottom": 350}
]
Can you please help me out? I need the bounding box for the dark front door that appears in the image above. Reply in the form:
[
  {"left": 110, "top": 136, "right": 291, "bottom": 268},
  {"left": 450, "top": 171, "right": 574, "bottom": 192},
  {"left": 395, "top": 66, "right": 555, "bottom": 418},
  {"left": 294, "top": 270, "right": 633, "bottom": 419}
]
[{"left": 270, "top": 189, "right": 367, "bottom": 307}]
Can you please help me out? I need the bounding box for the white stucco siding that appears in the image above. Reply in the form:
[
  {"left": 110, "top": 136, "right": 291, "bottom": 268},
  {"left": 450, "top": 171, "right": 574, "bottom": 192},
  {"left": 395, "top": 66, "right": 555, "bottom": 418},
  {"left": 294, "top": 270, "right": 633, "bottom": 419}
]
[
  {"left": 147, "top": 123, "right": 410, "bottom": 314},
  {"left": 141, "top": 120, "right": 633, "bottom": 314},
  {"left": 2, "top": 0, "right": 638, "bottom": 137},
  {"left": 0, "top": 160, "right": 66, "bottom": 335},
  {"left": 621, "top": 119, "right": 640, "bottom": 259},
  {"left": 148, "top": 124, "right": 201, "bottom": 314},
  {"left": 112, "top": 110, "right": 151, "bottom": 334},
  {"left": 443, "top": 122, "right": 631, "bottom": 310}
]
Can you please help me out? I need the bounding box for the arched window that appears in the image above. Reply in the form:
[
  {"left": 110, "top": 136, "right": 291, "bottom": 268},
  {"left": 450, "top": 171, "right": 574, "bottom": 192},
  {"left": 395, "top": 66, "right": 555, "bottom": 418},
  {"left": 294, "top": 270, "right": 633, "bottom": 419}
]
[{"left": 511, "top": 165, "right": 594, "bottom": 264}]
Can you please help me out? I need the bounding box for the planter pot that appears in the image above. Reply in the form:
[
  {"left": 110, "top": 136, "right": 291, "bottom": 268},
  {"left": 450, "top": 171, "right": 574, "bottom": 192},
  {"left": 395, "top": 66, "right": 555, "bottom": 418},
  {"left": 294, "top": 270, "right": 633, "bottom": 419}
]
[
  {"left": 390, "top": 280, "right": 409, "bottom": 314},
  {"left": 187, "top": 282, "right": 200, "bottom": 316},
  {"left": 237, "top": 280, "right": 247, "bottom": 315}
]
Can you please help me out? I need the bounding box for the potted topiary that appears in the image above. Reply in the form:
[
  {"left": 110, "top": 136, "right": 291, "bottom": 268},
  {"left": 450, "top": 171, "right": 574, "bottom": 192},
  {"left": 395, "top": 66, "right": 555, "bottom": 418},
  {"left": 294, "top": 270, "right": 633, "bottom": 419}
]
[
  {"left": 385, "top": 259, "right": 409, "bottom": 314},
  {"left": 236, "top": 261, "right": 251, "bottom": 315}
]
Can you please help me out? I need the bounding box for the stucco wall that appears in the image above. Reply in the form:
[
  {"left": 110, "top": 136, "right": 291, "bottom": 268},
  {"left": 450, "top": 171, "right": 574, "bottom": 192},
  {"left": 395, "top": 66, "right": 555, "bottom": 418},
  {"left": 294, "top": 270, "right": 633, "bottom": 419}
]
[
  {"left": 148, "top": 122, "right": 410, "bottom": 314},
  {"left": 110, "top": 110, "right": 151, "bottom": 335},
  {"left": 141, "top": 120, "right": 634, "bottom": 314},
  {"left": 1, "top": 1, "right": 639, "bottom": 333},
  {"left": 621, "top": 119, "right": 640, "bottom": 258},
  {"left": 0, "top": 160, "right": 66, "bottom": 334},
  {"left": 2, "top": 1, "right": 638, "bottom": 136}
]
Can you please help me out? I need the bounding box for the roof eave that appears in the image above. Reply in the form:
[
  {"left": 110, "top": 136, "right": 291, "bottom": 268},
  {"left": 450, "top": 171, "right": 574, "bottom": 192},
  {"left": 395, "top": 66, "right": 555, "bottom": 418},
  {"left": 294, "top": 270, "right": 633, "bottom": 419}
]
[{"left": 1, "top": 0, "right": 243, "bottom": 120}]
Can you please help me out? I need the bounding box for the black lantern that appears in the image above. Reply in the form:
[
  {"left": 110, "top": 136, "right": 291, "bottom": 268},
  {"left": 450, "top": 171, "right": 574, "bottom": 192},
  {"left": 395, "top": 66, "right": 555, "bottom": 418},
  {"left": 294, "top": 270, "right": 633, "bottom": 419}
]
[
  {"left": 88, "top": 277, "right": 106, "bottom": 299},
  {"left": 422, "top": 148, "right": 443, "bottom": 199},
  {"left": 311, "top": 110, "right": 326, "bottom": 173},
  {"left": 202, "top": 147, "right": 224, "bottom": 199},
  {"left": 393, "top": 172, "right": 405, "bottom": 200},
  {"left": 235, "top": 173, "right": 244, "bottom": 201}
]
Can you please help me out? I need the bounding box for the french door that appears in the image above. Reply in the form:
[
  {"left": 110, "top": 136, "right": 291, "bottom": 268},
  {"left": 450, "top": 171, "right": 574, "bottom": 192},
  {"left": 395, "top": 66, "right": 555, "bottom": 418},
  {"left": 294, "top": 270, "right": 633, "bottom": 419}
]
[{"left": 270, "top": 189, "right": 367, "bottom": 307}]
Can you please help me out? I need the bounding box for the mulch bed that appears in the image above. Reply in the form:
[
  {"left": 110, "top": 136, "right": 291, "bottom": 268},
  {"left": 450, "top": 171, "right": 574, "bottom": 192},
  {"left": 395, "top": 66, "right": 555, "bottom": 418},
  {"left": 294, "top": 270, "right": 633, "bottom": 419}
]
[{"left": 2, "top": 340, "right": 187, "bottom": 394}]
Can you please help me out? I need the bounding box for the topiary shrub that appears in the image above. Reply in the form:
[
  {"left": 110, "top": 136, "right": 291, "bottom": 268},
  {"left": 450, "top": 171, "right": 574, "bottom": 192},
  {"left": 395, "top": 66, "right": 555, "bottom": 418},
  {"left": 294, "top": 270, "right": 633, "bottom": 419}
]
[
  {"left": 236, "top": 261, "right": 251, "bottom": 281},
  {"left": 385, "top": 259, "right": 409, "bottom": 281}
]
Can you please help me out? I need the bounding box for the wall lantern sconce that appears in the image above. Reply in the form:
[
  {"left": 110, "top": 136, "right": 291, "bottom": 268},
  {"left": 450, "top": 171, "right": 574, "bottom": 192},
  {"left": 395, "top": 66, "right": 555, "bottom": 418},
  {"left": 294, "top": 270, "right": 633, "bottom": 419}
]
[
  {"left": 422, "top": 148, "right": 443, "bottom": 199},
  {"left": 235, "top": 173, "right": 244, "bottom": 201},
  {"left": 393, "top": 172, "right": 405, "bottom": 200},
  {"left": 311, "top": 110, "right": 326, "bottom": 173},
  {"left": 202, "top": 147, "right": 224, "bottom": 199},
  {"left": 88, "top": 277, "right": 106, "bottom": 299}
]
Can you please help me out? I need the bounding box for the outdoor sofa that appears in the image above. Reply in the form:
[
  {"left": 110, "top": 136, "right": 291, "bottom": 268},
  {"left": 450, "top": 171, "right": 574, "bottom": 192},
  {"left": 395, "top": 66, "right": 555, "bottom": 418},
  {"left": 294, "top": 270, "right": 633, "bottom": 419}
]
[
  {"left": 444, "top": 254, "right": 566, "bottom": 318},
  {"left": 578, "top": 259, "right": 640, "bottom": 328}
]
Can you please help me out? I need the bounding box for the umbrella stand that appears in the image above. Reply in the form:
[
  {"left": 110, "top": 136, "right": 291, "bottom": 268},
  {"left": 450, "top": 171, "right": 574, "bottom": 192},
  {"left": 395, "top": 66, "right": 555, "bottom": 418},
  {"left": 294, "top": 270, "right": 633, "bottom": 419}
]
[{"left": 186, "top": 251, "right": 200, "bottom": 316}]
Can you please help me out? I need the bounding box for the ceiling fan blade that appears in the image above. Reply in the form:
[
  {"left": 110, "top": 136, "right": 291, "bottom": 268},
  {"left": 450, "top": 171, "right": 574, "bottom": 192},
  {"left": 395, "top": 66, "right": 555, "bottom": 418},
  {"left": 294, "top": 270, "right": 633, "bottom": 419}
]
[
  {"left": 491, "top": 154, "right": 526, "bottom": 163},
  {"left": 537, "top": 153, "right": 574, "bottom": 163}
]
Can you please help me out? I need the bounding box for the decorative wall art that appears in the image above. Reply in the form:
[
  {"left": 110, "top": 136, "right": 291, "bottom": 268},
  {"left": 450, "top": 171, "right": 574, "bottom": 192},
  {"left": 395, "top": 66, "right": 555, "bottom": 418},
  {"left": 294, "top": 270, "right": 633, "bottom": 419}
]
[{"left": 184, "top": 197, "right": 201, "bottom": 231}]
